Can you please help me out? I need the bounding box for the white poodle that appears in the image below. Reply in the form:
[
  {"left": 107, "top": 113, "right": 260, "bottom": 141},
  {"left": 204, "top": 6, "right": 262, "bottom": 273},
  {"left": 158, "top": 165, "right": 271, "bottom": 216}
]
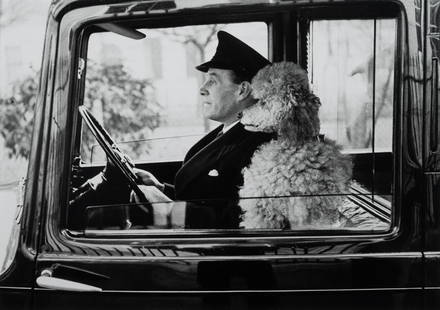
[{"left": 239, "top": 62, "right": 353, "bottom": 229}]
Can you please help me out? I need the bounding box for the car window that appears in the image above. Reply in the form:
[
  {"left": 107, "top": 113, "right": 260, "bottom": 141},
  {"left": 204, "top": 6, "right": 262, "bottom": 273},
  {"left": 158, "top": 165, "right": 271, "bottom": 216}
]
[
  {"left": 81, "top": 22, "right": 268, "bottom": 164},
  {"left": 307, "top": 18, "right": 396, "bottom": 229},
  {"left": 310, "top": 19, "right": 395, "bottom": 153},
  {"left": 70, "top": 18, "right": 396, "bottom": 234}
]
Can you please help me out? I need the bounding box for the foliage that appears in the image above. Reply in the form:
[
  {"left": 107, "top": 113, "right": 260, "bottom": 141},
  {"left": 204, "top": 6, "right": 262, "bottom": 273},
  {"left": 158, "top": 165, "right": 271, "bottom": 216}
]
[
  {"left": 153, "top": 24, "right": 223, "bottom": 55},
  {"left": 82, "top": 62, "right": 162, "bottom": 161},
  {"left": 0, "top": 63, "right": 162, "bottom": 161},
  {"left": 313, "top": 20, "right": 395, "bottom": 149},
  {"left": 0, "top": 1, "right": 29, "bottom": 29},
  {"left": 0, "top": 75, "right": 37, "bottom": 158}
]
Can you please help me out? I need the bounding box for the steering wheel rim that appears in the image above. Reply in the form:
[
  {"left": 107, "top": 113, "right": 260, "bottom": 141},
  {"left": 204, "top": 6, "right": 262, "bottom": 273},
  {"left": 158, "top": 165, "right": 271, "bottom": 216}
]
[{"left": 78, "top": 105, "right": 153, "bottom": 224}]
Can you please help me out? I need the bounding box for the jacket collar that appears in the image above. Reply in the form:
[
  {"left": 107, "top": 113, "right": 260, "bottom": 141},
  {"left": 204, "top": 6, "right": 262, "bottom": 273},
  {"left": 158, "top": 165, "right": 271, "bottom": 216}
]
[{"left": 175, "top": 123, "right": 245, "bottom": 198}]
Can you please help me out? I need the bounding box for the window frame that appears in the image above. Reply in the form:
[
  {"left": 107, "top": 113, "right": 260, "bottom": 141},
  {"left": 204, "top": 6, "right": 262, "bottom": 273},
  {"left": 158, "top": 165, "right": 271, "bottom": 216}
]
[{"left": 61, "top": 1, "right": 404, "bottom": 245}]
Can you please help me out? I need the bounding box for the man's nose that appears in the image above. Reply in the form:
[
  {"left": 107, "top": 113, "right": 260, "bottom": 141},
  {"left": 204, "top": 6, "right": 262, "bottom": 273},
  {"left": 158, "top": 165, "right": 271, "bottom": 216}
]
[
  {"left": 199, "top": 87, "right": 208, "bottom": 96},
  {"left": 199, "top": 83, "right": 208, "bottom": 96}
]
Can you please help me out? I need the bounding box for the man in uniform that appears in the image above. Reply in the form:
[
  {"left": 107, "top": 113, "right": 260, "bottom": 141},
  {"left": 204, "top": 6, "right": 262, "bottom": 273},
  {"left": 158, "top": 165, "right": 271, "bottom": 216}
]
[{"left": 133, "top": 31, "right": 273, "bottom": 228}]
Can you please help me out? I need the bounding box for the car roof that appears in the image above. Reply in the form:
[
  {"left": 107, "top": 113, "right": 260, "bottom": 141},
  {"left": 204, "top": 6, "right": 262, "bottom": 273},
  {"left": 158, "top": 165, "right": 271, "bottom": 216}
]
[{"left": 49, "top": 0, "right": 408, "bottom": 21}]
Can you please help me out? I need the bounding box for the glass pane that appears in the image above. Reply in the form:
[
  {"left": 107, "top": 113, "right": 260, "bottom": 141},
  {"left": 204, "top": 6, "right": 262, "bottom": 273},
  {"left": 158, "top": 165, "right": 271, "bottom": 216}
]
[
  {"left": 308, "top": 18, "right": 396, "bottom": 231},
  {"left": 72, "top": 19, "right": 395, "bottom": 233},
  {"left": 82, "top": 22, "right": 268, "bottom": 164},
  {"left": 81, "top": 192, "right": 390, "bottom": 232},
  {"left": 310, "top": 19, "right": 395, "bottom": 152}
]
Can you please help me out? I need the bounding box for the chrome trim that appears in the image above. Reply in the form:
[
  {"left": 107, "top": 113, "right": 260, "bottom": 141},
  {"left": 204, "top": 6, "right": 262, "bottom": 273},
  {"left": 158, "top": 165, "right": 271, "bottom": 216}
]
[
  {"left": 37, "top": 251, "right": 423, "bottom": 262},
  {"left": 36, "top": 275, "right": 102, "bottom": 292},
  {"left": 0, "top": 286, "right": 32, "bottom": 290},
  {"left": 67, "top": 225, "right": 399, "bottom": 243},
  {"left": 33, "top": 287, "right": 423, "bottom": 293}
]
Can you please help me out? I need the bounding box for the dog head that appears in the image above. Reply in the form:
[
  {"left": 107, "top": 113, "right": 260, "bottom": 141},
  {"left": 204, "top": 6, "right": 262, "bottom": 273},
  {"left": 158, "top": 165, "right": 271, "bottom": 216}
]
[{"left": 241, "top": 62, "right": 321, "bottom": 141}]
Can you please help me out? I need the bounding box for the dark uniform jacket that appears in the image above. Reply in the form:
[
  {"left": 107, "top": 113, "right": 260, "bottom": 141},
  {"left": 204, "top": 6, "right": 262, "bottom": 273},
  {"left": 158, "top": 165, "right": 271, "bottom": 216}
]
[{"left": 163, "top": 123, "right": 273, "bottom": 229}]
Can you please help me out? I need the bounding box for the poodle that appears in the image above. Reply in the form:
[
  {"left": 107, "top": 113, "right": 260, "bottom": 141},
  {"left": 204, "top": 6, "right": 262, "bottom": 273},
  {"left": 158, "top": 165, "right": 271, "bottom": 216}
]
[{"left": 239, "top": 62, "right": 353, "bottom": 229}]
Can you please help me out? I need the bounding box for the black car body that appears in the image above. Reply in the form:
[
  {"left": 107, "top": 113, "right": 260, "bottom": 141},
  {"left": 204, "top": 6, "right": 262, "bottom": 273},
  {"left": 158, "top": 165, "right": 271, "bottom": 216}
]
[{"left": 1, "top": 0, "right": 440, "bottom": 309}]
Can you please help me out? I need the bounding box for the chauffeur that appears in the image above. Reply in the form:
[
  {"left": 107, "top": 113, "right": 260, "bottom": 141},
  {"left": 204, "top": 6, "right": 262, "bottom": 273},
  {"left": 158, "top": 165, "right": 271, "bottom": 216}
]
[{"left": 134, "top": 31, "right": 273, "bottom": 229}]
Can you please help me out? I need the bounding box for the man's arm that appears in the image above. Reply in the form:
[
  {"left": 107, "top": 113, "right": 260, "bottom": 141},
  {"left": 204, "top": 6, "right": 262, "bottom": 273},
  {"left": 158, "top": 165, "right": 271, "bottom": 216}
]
[
  {"left": 134, "top": 168, "right": 175, "bottom": 199},
  {"left": 162, "top": 182, "right": 175, "bottom": 199},
  {"left": 134, "top": 168, "right": 164, "bottom": 189}
]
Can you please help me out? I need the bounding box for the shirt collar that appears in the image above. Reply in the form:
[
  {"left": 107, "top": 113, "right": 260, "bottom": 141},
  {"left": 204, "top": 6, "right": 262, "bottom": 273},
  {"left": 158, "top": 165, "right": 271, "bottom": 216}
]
[{"left": 222, "top": 120, "right": 240, "bottom": 134}]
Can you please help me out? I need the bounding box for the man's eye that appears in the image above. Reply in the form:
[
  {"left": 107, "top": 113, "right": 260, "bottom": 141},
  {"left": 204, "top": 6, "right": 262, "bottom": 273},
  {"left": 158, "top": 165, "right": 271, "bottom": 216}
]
[{"left": 205, "top": 79, "right": 215, "bottom": 87}]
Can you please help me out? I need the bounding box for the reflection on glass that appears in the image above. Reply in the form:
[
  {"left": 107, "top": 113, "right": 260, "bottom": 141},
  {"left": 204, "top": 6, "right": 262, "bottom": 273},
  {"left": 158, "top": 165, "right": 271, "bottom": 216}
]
[
  {"left": 310, "top": 19, "right": 396, "bottom": 152},
  {"left": 80, "top": 191, "right": 391, "bottom": 232}
]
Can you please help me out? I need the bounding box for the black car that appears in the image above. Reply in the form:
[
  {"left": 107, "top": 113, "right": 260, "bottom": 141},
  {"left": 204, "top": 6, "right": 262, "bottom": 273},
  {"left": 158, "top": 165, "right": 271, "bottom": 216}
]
[{"left": 1, "top": 0, "right": 440, "bottom": 309}]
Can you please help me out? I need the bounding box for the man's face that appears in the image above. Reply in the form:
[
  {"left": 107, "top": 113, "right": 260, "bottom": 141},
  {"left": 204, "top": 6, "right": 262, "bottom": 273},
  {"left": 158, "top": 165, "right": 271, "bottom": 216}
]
[{"left": 199, "top": 68, "right": 241, "bottom": 125}]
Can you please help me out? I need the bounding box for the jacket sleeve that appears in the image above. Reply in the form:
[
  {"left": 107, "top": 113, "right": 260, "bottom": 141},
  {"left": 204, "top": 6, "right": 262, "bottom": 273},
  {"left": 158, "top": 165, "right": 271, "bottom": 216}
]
[{"left": 163, "top": 182, "right": 175, "bottom": 199}]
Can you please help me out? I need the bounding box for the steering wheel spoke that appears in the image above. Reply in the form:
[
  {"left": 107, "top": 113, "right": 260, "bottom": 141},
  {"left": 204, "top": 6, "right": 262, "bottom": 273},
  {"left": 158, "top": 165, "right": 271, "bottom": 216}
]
[{"left": 78, "top": 106, "right": 153, "bottom": 226}]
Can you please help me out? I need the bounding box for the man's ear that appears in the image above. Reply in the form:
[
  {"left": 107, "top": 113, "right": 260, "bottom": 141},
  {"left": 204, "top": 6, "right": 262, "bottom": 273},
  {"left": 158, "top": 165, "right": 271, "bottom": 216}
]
[{"left": 237, "top": 81, "right": 252, "bottom": 101}]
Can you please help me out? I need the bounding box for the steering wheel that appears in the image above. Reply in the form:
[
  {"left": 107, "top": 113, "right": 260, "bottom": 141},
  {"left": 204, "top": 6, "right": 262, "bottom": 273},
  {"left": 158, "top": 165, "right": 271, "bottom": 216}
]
[{"left": 78, "top": 105, "right": 153, "bottom": 225}]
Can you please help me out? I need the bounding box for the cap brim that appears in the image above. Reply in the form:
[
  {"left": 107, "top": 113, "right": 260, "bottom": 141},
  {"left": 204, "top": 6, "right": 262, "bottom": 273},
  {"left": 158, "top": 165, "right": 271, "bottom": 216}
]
[
  {"left": 196, "top": 60, "right": 240, "bottom": 73},
  {"left": 195, "top": 61, "right": 210, "bottom": 72}
]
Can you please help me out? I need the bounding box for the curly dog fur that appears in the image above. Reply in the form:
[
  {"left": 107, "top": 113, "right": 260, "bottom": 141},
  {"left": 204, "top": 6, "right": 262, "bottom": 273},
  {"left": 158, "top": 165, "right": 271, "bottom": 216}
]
[{"left": 239, "top": 62, "right": 353, "bottom": 229}]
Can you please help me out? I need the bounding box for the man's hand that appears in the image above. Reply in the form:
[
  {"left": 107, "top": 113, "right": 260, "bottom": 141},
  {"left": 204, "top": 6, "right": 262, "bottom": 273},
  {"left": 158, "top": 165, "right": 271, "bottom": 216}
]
[
  {"left": 133, "top": 168, "right": 165, "bottom": 192},
  {"left": 70, "top": 173, "right": 105, "bottom": 206},
  {"left": 102, "top": 158, "right": 127, "bottom": 186}
]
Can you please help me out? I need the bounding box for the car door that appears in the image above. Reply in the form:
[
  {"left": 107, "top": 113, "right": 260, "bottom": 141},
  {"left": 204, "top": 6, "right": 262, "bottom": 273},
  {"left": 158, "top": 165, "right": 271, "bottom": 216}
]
[
  {"left": 0, "top": 7, "right": 60, "bottom": 309},
  {"left": 33, "top": 1, "right": 424, "bottom": 309},
  {"left": 0, "top": 182, "right": 33, "bottom": 310}
]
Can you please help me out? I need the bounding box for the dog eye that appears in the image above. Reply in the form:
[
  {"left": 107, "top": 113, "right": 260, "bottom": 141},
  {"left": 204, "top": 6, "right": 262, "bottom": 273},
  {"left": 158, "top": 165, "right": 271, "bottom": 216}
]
[{"left": 257, "top": 98, "right": 266, "bottom": 106}]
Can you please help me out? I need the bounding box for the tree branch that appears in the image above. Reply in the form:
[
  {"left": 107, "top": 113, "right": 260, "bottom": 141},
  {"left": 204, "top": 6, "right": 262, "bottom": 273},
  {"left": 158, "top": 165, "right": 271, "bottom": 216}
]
[{"left": 0, "top": 1, "right": 30, "bottom": 29}]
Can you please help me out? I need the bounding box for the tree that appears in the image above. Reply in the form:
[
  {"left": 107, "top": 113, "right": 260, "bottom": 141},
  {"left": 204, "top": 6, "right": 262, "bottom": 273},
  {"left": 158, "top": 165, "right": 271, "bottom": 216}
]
[
  {"left": 0, "top": 74, "right": 37, "bottom": 158},
  {"left": 0, "top": 0, "right": 29, "bottom": 29},
  {"left": 152, "top": 25, "right": 224, "bottom": 131},
  {"left": 315, "top": 20, "right": 394, "bottom": 149},
  {"left": 82, "top": 61, "right": 162, "bottom": 161},
  {"left": 0, "top": 62, "right": 162, "bottom": 160}
]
